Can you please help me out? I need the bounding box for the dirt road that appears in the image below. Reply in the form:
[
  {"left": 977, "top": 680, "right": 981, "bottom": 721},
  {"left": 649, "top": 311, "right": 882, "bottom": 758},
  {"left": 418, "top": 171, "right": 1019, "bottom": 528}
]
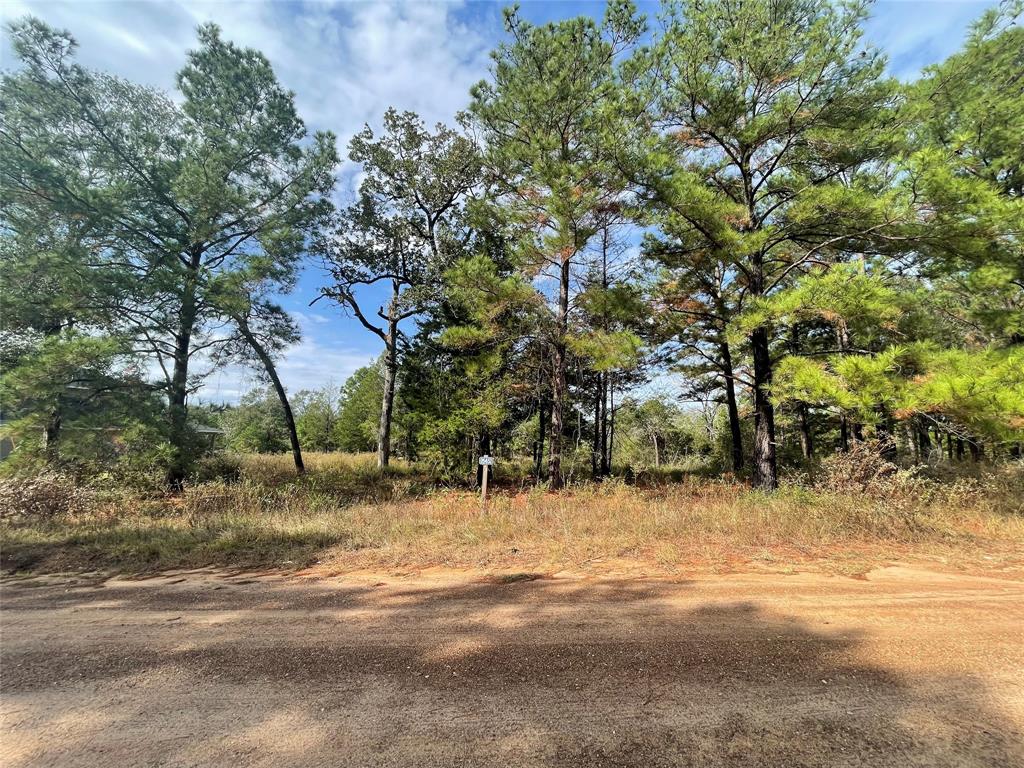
[{"left": 2, "top": 566, "right": 1022, "bottom": 767}]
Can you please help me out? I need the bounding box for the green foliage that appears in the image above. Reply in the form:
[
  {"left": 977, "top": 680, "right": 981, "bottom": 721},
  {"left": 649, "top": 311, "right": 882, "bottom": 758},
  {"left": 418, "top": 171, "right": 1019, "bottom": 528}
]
[
  {"left": 900, "top": 6, "right": 1024, "bottom": 345},
  {"left": 566, "top": 330, "right": 643, "bottom": 372},
  {"left": 292, "top": 388, "right": 341, "bottom": 453},
  {"left": 773, "top": 343, "right": 1024, "bottom": 444},
  {"left": 1, "top": 17, "right": 337, "bottom": 484},
  {"left": 3, "top": 1, "right": 1023, "bottom": 491},
  {"left": 467, "top": 2, "right": 646, "bottom": 485},
  {"left": 639, "top": 0, "right": 906, "bottom": 488},
  {"left": 611, "top": 398, "right": 711, "bottom": 471},
  {"left": 908, "top": 4, "right": 1024, "bottom": 197},
  {"left": 218, "top": 371, "right": 391, "bottom": 457},
  {"left": 469, "top": 1, "right": 644, "bottom": 265},
  {"left": 900, "top": 346, "right": 1024, "bottom": 442},
  {"left": 318, "top": 108, "right": 479, "bottom": 331},
  {"left": 220, "top": 388, "right": 291, "bottom": 454},
  {"left": 732, "top": 264, "right": 904, "bottom": 346},
  {"left": 0, "top": 329, "right": 168, "bottom": 478},
  {"left": 314, "top": 108, "right": 480, "bottom": 466},
  {"left": 334, "top": 365, "right": 384, "bottom": 454}
]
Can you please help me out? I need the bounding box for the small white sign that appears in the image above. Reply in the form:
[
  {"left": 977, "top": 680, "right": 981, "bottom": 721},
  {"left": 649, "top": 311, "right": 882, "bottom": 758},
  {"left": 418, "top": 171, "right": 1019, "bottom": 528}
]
[{"left": 478, "top": 455, "right": 495, "bottom": 466}]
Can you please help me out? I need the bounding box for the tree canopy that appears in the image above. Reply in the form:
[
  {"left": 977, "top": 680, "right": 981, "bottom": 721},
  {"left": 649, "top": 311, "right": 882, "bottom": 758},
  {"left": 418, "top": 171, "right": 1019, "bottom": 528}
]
[{"left": 2, "top": 1, "right": 1021, "bottom": 488}]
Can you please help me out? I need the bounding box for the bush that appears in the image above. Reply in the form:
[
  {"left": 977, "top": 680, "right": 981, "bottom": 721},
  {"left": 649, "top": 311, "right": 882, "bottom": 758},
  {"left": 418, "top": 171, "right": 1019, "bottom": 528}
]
[
  {"left": 818, "top": 441, "right": 902, "bottom": 495},
  {"left": 192, "top": 453, "right": 243, "bottom": 484},
  {"left": 0, "top": 472, "right": 92, "bottom": 519}
]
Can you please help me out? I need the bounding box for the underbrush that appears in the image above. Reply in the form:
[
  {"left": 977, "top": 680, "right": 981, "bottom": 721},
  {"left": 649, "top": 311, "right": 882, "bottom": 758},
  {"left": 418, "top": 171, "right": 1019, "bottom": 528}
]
[{"left": 1, "top": 450, "right": 1021, "bottom": 575}]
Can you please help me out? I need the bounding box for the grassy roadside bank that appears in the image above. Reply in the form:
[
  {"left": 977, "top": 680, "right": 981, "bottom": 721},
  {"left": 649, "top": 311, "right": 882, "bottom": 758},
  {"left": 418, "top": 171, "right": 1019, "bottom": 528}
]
[{"left": 2, "top": 452, "right": 1022, "bottom": 577}]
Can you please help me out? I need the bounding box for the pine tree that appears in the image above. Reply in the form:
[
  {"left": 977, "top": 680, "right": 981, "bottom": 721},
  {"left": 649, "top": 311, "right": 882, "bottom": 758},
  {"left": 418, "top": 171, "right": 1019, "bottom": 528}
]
[
  {"left": 2, "top": 19, "right": 337, "bottom": 486},
  {"left": 640, "top": 0, "right": 903, "bottom": 488},
  {"left": 469, "top": 0, "right": 644, "bottom": 488}
]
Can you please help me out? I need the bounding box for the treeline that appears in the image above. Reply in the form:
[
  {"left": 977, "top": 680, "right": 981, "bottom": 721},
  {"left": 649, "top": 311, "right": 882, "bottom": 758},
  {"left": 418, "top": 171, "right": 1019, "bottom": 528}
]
[
  {"left": 1, "top": 0, "right": 1021, "bottom": 490},
  {"left": 212, "top": 366, "right": 718, "bottom": 477}
]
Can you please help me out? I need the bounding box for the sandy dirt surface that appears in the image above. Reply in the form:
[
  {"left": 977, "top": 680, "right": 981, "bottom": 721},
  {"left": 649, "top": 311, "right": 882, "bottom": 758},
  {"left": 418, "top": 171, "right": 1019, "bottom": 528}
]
[{"left": 1, "top": 566, "right": 1023, "bottom": 767}]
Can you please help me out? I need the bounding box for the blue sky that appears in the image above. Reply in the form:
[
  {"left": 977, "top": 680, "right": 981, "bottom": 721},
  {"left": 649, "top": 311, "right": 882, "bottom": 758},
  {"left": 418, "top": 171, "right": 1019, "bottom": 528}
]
[{"left": 0, "top": 0, "right": 997, "bottom": 403}]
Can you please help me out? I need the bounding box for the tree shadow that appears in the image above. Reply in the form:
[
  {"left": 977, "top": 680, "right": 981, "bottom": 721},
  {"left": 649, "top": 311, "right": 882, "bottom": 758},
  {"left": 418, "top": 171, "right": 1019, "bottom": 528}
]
[
  {"left": 2, "top": 575, "right": 1022, "bottom": 767},
  {"left": 0, "top": 525, "right": 350, "bottom": 574}
]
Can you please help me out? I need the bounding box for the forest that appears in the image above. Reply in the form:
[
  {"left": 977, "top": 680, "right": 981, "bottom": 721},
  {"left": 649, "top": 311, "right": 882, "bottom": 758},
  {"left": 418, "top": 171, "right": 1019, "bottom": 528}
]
[{"left": 1, "top": 0, "right": 1022, "bottom": 507}]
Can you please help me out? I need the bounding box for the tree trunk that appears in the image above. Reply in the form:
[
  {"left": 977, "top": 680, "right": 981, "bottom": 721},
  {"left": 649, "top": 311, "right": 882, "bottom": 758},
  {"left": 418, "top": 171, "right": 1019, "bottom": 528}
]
[
  {"left": 235, "top": 317, "right": 304, "bottom": 475},
  {"left": 548, "top": 351, "right": 566, "bottom": 488},
  {"left": 749, "top": 326, "right": 778, "bottom": 490},
  {"left": 600, "top": 375, "right": 609, "bottom": 476},
  {"left": 917, "top": 421, "right": 932, "bottom": 458},
  {"left": 719, "top": 340, "right": 744, "bottom": 473},
  {"left": 535, "top": 398, "right": 546, "bottom": 481},
  {"left": 166, "top": 269, "right": 199, "bottom": 490},
  {"left": 548, "top": 255, "right": 570, "bottom": 489},
  {"left": 747, "top": 243, "right": 777, "bottom": 490},
  {"left": 797, "top": 403, "right": 813, "bottom": 461},
  {"left": 592, "top": 374, "right": 601, "bottom": 478},
  {"left": 652, "top": 433, "right": 661, "bottom": 468},
  {"left": 377, "top": 283, "right": 401, "bottom": 470},
  {"left": 43, "top": 406, "right": 62, "bottom": 466},
  {"left": 876, "top": 406, "right": 897, "bottom": 460},
  {"left": 378, "top": 332, "right": 399, "bottom": 472},
  {"left": 956, "top": 437, "right": 965, "bottom": 461},
  {"left": 969, "top": 439, "right": 982, "bottom": 462},
  {"left": 787, "top": 327, "right": 812, "bottom": 462},
  {"left": 377, "top": 350, "right": 396, "bottom": 469},
  {"left": 834, "top": 321, "right": 858, "bottom": 452},
  {"left": 41, "top": 322, "right": 66, "bottom": 466},
  {"left": 595, "top": 229, "right": 610, "bottom": 479},
  {"left": 608, "top": 380, "right": 616, "bottom": 472}
]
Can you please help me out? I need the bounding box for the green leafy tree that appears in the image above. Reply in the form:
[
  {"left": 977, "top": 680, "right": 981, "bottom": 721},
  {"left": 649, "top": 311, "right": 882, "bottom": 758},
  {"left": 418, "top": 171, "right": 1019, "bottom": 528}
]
[
  {"left": 0, "top": 331, "right": 158, "bottom": 472},
  {"left": 334, "top": 363, "right": 384, "bottom": 454},
  {"left": 1, "top": 25, "right": 150, "bottom": 464},
  {"left": 403, "top": 234, "right": 536, "bottom": 478},
  {"left": 572, "top": 224, "right": 648, "bottom": 477},
  {"left": 646, "top": 238, "right": 748, "bottom": 472},
  {"left": 220, "top": 387, "right": 290, "bottom": 454},
  {"left": 292, "top": 387, "right": 341, "bottom": 453},
  {"left": 317, "top": 109, "right": 479, "bottom": 468},
  {"left": 757, "top": 262, "right": 1024, "bottom": 459},
  {"left": 904, "top": 4, "right": 1023, "bottom": 346},
  {"left": 611, "top": 397, "right": 705, "bottom": 470}
]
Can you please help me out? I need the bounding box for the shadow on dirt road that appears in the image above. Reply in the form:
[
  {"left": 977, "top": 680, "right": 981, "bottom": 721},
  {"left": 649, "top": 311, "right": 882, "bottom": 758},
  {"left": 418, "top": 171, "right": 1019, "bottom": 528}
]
[{"left": 2, "top": 570, "right": 1022, "bottom": 767}]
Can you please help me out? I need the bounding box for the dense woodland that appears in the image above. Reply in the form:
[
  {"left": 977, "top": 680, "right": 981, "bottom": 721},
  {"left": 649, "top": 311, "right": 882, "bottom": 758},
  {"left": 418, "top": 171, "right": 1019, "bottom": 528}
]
[{"left": 2, "top": 0, "right": 1022, "bottom": 492}]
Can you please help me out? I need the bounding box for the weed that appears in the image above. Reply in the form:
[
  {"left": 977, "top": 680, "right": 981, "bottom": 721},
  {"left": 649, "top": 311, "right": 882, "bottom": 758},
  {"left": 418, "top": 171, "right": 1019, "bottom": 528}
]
[{"left": 2, "top": 453, "right": 1021, "bottom": 575}]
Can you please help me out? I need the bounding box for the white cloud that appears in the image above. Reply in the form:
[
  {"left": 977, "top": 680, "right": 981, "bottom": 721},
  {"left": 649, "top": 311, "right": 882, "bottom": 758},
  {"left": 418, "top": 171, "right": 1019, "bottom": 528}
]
[
  {"left": 863, "top": 1, "right": 988, "bottom": 81},
  {"left": 275, "top": 336, "right": 373, "bottom": 394},
  {"left": 193, "top": 326, "right": 375, "bottom": 405},
  {"left": 2, "top": 1, "right": 490, "bottom": 144}
]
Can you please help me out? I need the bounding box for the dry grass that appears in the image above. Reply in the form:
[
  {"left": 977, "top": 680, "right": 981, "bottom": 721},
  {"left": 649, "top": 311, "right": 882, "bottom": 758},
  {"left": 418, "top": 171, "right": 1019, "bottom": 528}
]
[{"left": 2, "top": 452, "right": 1022, "bottom": 576}]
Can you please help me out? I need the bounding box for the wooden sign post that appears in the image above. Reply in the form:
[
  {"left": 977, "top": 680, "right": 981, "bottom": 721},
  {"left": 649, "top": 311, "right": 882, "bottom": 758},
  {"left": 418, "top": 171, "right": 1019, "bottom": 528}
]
[{"left": 478, "top": 455, "right": 494, "bottom": 513}]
